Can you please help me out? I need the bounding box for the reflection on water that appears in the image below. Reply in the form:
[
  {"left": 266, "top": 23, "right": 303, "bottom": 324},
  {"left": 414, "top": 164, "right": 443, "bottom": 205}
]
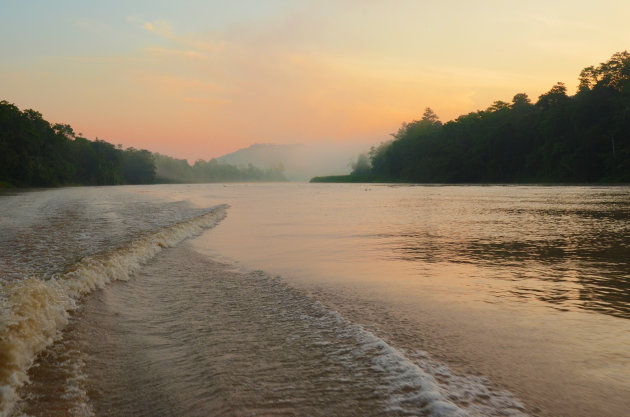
[
  {"left": 174, "top": 184, "right": 630, "bottom": 320},
  {"left": 382, "top": 189, "right": 630, "bottom": 318}
]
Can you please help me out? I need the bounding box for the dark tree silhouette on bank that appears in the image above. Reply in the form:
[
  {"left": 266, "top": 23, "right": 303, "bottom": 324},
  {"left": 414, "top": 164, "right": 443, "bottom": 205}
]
[
  {"left": 0, "top": 101, "right": 286, "bottom": 187},
  {"left": 311, "top": 51, "right": 630, "bottom": 184},
  {"left": 0, "top": 101, "right": 154, "bottom": 187}
]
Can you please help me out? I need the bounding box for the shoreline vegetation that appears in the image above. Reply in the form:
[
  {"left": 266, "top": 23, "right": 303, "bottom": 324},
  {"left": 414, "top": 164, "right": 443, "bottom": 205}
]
[
  {"left": 0, "top": 101, "right": 285, "bottom": 188},
  {"left": 3, "top": 52, "right": 629, "bottom": 188},
  {"left": 311, "top": 51, "right": 630, "bottom": 184}
]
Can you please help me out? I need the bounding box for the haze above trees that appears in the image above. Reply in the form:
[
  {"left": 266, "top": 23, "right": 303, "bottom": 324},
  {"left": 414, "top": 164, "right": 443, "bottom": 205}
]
[
  {"left": 216, "top": 143, "right": 371, "bottom": 181},
  {"left": 153, "top": 153, "right": 285, "bottom": 183}
]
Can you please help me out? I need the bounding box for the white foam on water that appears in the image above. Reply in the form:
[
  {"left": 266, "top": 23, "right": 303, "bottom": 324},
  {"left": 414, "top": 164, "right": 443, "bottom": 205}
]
[
  {"left": 301, "top": 302, "right": 528, "bottom": 417},
  {"left": 323, "top": 309, "right": 468, "bottom": 416},
  {"left": 404, "top": 350, "right": 528, "bottom": 417},
  {"left": 0, "top": 205, "right": 227, "bottom": 417}
]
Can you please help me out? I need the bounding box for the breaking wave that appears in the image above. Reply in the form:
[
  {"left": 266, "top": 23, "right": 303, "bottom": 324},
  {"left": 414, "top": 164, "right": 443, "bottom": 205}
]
[{"left": 0, "top": 205, "right": 228, "bottom": 417}]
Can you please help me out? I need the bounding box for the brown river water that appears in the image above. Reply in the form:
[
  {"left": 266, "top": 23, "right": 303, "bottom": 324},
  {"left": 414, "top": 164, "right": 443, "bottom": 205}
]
[{"left": 1, "top": 184, "right": 628, "bottom": 416}]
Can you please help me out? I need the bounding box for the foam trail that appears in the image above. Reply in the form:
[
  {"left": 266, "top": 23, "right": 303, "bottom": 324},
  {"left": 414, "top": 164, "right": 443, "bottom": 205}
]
[
  {"left": 0, "top": 204, "right": 227, "bottom": 417},
  {"left": 310, "top": 307, "right": 471, "bottom": 416}
]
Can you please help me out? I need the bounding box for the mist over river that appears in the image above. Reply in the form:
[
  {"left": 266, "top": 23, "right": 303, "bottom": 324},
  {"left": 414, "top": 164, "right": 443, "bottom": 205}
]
[{"left": 1, "top": 184, "right": 629, "bottom": 417}]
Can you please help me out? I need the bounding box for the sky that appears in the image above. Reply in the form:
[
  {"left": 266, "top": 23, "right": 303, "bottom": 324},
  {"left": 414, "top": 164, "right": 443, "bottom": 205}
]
[{"left": 1, "top": 0, "right": 629, "bottom": 160}]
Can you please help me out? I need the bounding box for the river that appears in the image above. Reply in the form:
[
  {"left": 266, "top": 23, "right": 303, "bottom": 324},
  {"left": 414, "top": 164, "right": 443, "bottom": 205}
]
[{"left": 1, "top": 184, "right": 628, "bottom": 416}]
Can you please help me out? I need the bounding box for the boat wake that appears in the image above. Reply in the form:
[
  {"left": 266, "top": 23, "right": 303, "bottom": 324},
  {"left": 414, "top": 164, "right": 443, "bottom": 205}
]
[{"left": 0, "top": 205, "right": 228, "bottom": 417}]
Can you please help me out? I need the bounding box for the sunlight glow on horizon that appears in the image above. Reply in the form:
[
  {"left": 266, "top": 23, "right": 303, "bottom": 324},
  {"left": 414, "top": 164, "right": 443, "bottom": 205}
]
[{"left": 1, "top": 0, "right": 629, "bottom": 161}]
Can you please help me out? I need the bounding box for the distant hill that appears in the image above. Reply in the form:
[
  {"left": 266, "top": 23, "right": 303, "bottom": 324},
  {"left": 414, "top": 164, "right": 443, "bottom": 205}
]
[{"left": 217, "top": 143, "right": 372, "bottom": 181}]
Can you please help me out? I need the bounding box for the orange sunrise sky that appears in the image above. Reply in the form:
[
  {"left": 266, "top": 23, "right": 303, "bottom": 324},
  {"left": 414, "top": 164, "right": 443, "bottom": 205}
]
[{"left": 1, "top": 0, "right": 629, "bottom": 160}]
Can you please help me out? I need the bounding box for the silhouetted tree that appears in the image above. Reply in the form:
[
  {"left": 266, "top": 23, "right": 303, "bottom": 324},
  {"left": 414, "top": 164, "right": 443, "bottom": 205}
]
[
  {"left": 0, "top": 101, "right": 155, "bottom": 187},
  {"left": 327, "top": 51, "right": 630, "bottom": 184}
]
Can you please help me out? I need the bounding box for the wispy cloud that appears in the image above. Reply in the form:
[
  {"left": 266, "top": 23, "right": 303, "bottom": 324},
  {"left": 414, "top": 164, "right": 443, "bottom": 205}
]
[
  {"left": 135, "top": 18, "right": 225, "bottom": 57},
  {"left": 143, "top": 20, "right": 173, "bottom": 38}
]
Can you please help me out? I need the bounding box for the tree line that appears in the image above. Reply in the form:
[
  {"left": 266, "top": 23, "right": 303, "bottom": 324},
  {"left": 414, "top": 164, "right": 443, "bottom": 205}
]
[
  {"left": 153, "top": 153, "right": 285, "bottom": 183},
  {"left": 0, "top": 101, "right": 156, "bottom": 187},
  {"left": 313, "top": 51, "right": 630, "bottom": 183},
  {"left": 0, "top": 101, "right": 285, "bottom": 187}
]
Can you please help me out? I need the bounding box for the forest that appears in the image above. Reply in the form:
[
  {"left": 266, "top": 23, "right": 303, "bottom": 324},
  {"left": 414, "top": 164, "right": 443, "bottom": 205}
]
[
  {"left": 0, "top": 101, "right": 156, "bottom": 187},
  {"left": 0, "top": 101, "right": 285, "bottom": 187},
  {"left": 153, "top": 153, "right": 285, "bottom": 183},
  {"left": 312, "top": 51, "right": 630, "bottom": 183}
]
